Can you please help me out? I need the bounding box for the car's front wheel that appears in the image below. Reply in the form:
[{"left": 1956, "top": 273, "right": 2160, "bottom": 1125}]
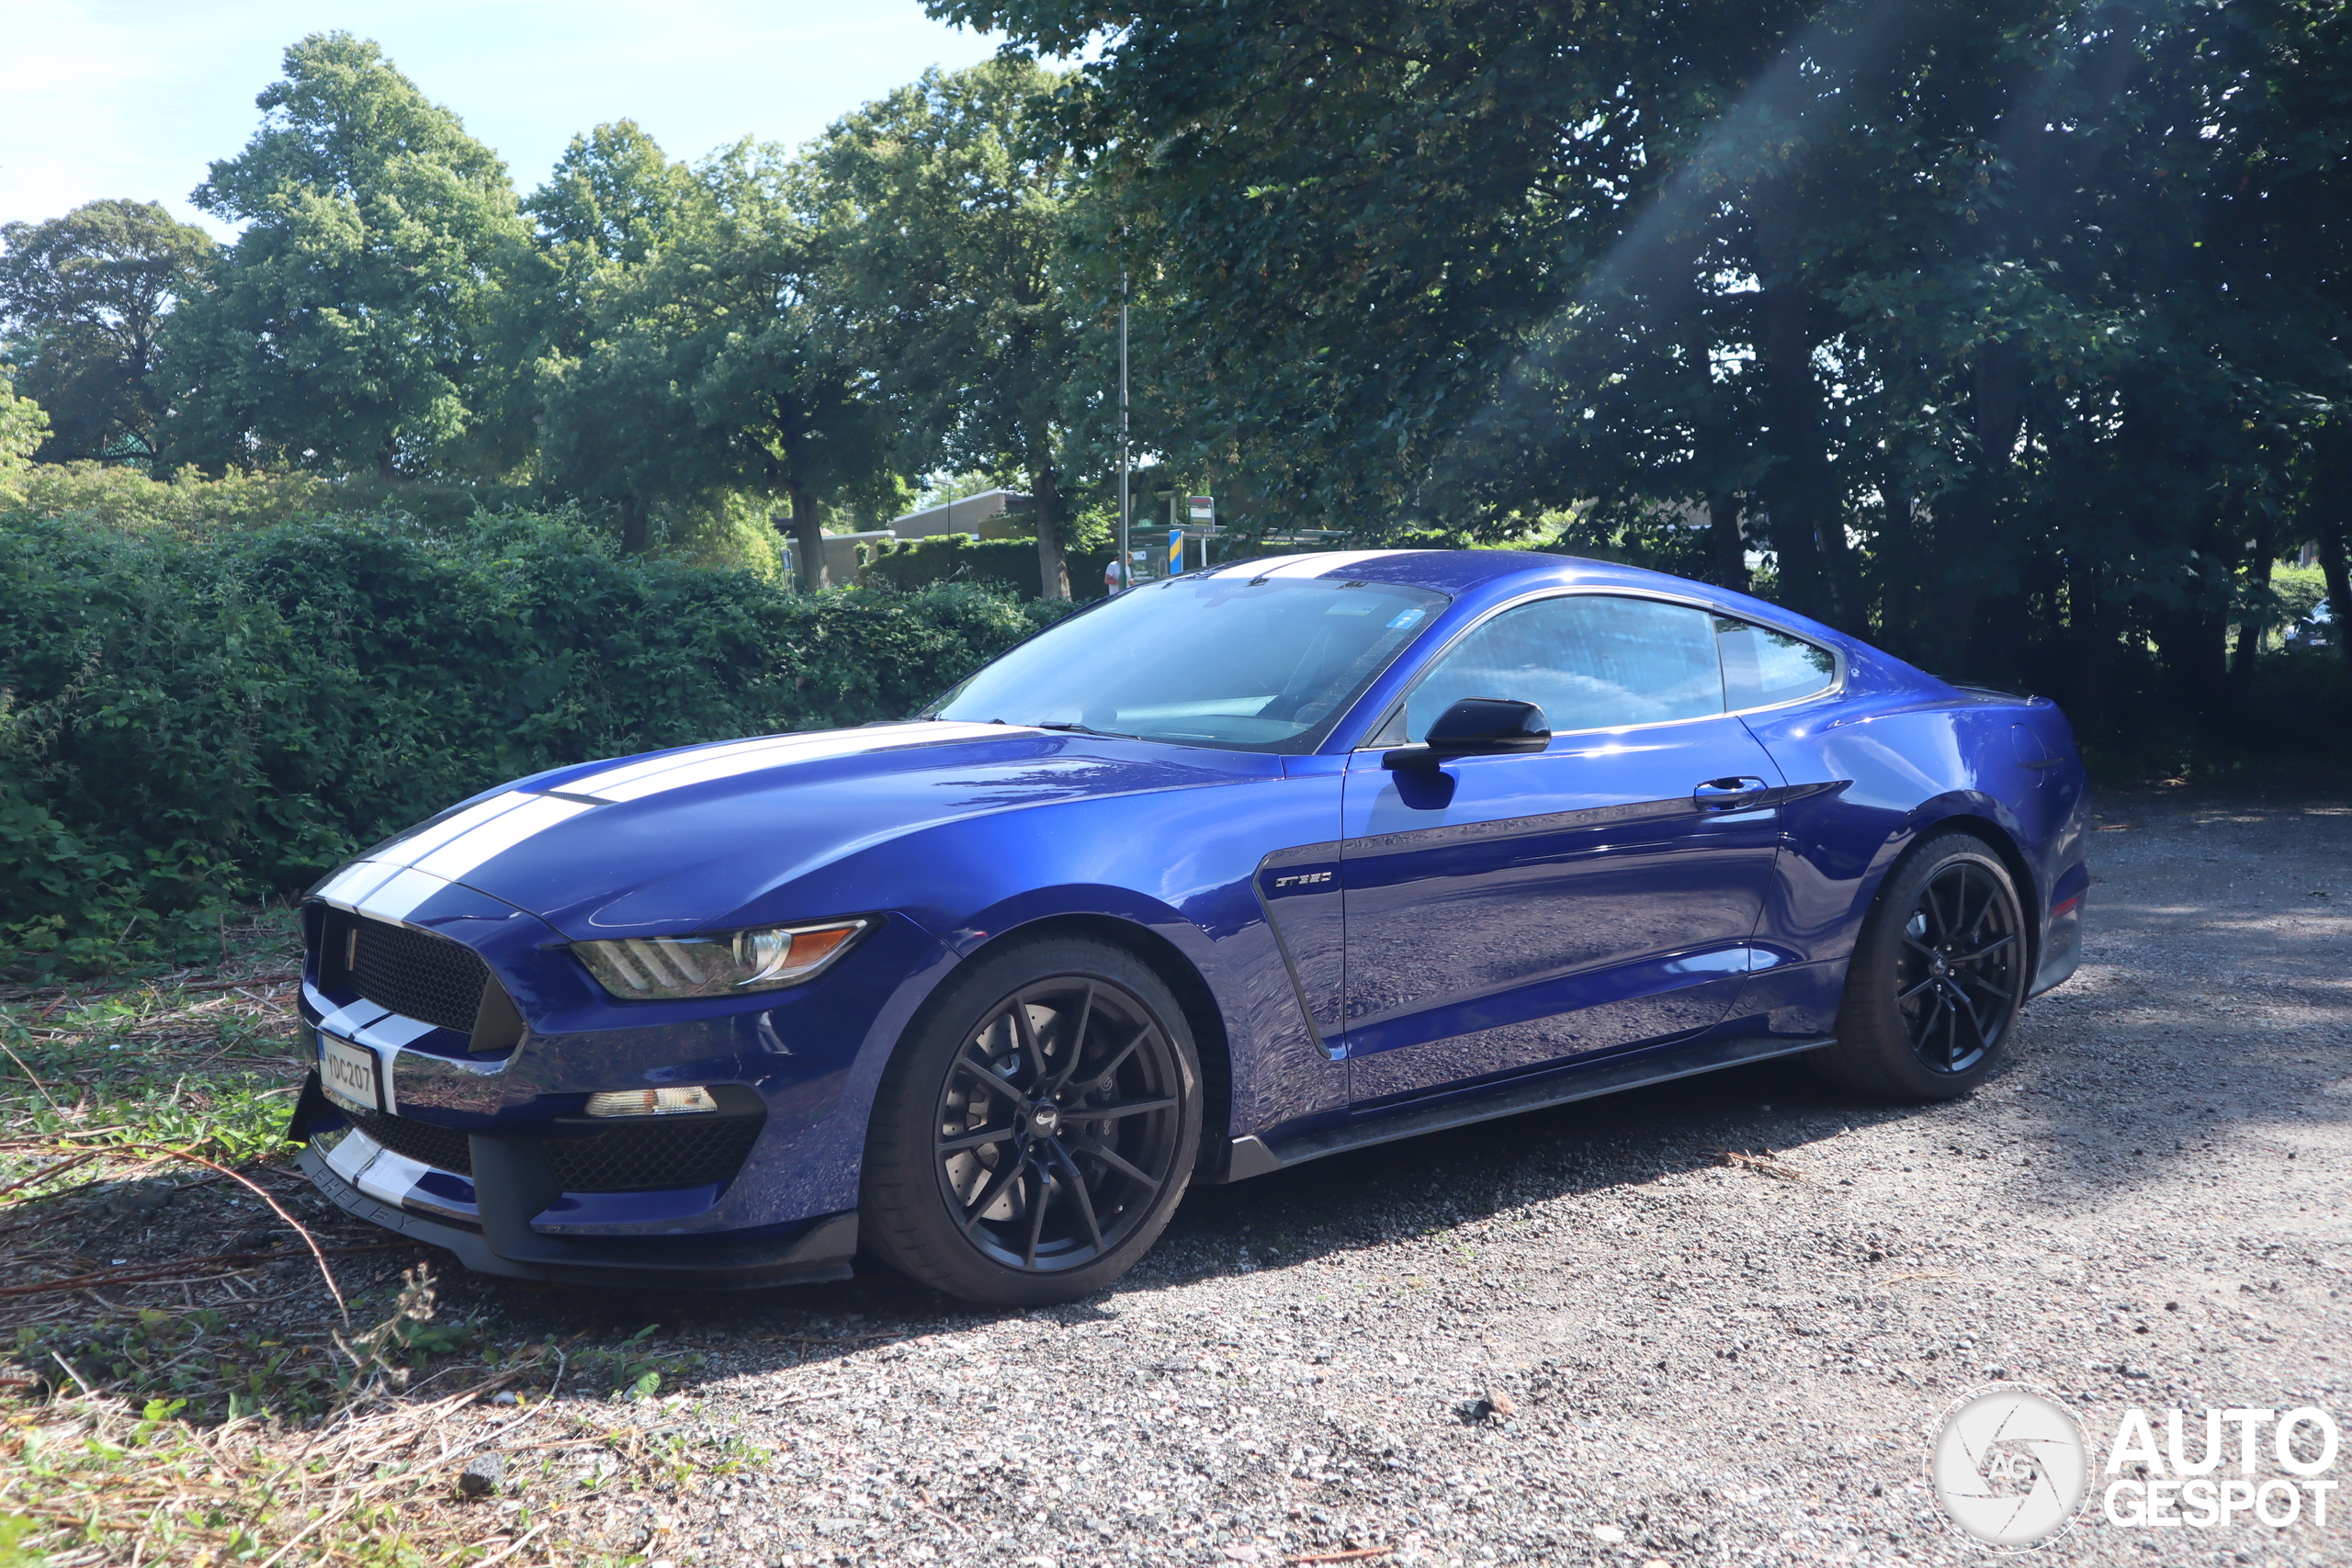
[
  {"left": 1812, "top": 830, "right": 2030, "bottom": 1101},
  {"left": 859, "top": 935, "right": 1202, "bottom": 1306}
]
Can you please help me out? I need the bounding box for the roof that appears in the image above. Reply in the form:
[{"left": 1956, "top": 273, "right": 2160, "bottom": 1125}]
[
  {"left": 1195, "top": 548, "right": 1860, "bottom": 657},
  {"left": 1199, "top": 547, "right": 1670, "bottom": 595}
]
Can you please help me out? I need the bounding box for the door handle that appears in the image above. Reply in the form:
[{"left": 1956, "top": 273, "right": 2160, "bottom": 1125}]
[{"left": 1693, "top": 776, "right": 1770, "bottom": 811}]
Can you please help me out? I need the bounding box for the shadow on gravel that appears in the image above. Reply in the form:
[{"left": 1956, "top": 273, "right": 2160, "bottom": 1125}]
[
  {"left": 419, "top": 788, "right": 2352, "bottom": 1394},
  {"left": 1148, "top": 1052, "right": 1905, "bottom": 1281},
  {"left": 427, "top": 1050, "right": 1913, "bottom": 1396},
  {"left": 1987, "top": 791, "right": 2352, "bottom": 1207}
]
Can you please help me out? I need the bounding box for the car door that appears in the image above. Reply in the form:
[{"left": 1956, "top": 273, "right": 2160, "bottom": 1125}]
[{"left": 1340, "top": 592, "right": 1786, "bottom": 1105}]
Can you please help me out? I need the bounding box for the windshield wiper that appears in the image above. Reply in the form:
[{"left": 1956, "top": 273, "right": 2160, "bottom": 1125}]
[{"left": 1030, "top": 720, "right": 1141, "bottom": 739}]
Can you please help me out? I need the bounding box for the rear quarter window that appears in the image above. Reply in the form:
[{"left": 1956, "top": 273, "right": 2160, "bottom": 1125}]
[{"left": 1716, "top": 617, "right": 1837, "bottom": 709}]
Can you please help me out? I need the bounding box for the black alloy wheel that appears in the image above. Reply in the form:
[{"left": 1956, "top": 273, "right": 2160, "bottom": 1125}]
[
  {"left": 1894, "top": 858, "right": 2023, "bottom": 1074},
  {"left": 1813, "top": 831, "right": 2029, "bottom": 1101},
  {"left": 861, "top": 936, "right": 1201, "bottom": 1306},
  {"left": 938, "top": 976, "right": 1187, "bottom": 1271}
]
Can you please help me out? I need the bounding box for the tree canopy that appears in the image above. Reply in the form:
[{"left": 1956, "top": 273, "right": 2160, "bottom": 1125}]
[
  {"left": 803, "top": 58, "right": 1098, "bottom": 597},
  {"left": 526, "top": 130, "right": 897, "bottom": 579},
  {"left": 166, "top": 32, "right": 531, "bottom": 479},
  {"left": 942, "top": 0, "right": 2352, "bottom": 724},
  {"left": 0, "top": 199, "right": 214, "bottom": 468},
  {"left": 6, "top": 11, "right": 2350, "bottom": 753},
  {"left": 0, "top": 373, "right": 51, "bottom": 502}
]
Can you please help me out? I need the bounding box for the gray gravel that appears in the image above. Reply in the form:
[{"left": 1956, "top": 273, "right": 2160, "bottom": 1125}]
[{"left": 528, "top": 790, "right": 2351, "bottom": 1567}]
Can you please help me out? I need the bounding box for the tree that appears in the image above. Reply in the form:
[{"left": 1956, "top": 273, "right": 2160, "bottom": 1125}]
[
  {"left": 953, "top": 0, "right": 2352, "bottom": 749},
  {"left": 805, "top": 58, "right": 1093, "bottom": 598},
  {"left": 0, "top": 200, "right": 215, "bottom": 469},
  {"left": 164, "top": 32, "right": 529, "bottom": 478},
  {"left": 685, "top": 145, "right": 899, "bottom": 587},
  {"left": 527, "top": 120, "right": 709, "bottom": 274},
  {"left": 528, "top": 134, "right": 894, "bottom": 577},
  {"left": 525, "top": 122, "right": 721, "bottom": 552},
  {"left": 0, "top": 372, "right": 50, "bottom": 502},
  {"left": 934, "top": 0, "right": 1816, "bottom": 539}
]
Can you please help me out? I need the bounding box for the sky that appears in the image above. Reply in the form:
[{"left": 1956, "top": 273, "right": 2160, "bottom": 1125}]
[{"left": 1, "top": 1, "right": 1013, "bottom": 236}]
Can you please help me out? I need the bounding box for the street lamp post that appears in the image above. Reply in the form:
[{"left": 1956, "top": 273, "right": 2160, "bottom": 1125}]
[{"left": 1117, "top": 269, "right": 1130, "bottom": 593}]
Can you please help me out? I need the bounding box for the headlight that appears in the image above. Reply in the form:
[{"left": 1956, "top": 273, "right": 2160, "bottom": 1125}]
[{"left": 573, "top": 919, "right": 871, "bottom": 1000}]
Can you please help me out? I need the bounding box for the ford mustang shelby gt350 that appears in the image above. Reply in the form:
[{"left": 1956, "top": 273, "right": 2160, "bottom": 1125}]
[{"left": 289, "top": 549, "right": 2088, "bottom": 1305}]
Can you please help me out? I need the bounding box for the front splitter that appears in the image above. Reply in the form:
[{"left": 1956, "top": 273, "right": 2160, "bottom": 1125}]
[{"left": 298, "top": 1145, "right": 858, "bottom": 1292}]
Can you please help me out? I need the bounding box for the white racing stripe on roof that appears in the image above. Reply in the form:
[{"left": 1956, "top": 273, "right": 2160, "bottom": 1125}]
[
  {"left": 1204, "top": 552, "right": 1313, "bottom": 577},
  {"left": 1209, "top": 549, "right": 1419, "bottom": 580}
]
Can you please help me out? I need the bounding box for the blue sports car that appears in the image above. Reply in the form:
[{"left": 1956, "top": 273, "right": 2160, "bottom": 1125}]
[{"left": 289, "top": 549, "right": 2088, "bottom": 1305}]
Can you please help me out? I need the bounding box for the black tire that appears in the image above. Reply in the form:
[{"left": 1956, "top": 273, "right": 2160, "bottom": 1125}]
[
  {"left": 1811, "top": 830, "right": 2029, "bottom": 1101},
  {"left": 859, "top": 935, "right": 1202, "bottom": 1307}
]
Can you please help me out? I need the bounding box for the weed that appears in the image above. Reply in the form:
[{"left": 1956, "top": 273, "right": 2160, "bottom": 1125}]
[
  {"left": 0, "top": 914, "right": 777, "bottom": 1564},
  {"left": 574, "top": 1324, "right": 705, "bottom": 1403}
]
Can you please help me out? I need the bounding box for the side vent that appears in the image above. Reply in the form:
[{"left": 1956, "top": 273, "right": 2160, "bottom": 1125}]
[{"left": 468, "top": 977, "right": 526, "bottom": 1058}]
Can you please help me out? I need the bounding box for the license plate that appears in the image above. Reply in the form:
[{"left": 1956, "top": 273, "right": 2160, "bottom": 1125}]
[{"left": 320, "top": 1033, "right": 379, "bottom": 1113}]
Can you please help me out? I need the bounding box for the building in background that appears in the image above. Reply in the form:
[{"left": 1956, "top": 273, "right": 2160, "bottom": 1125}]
[
  {"left": 779, "top": 489, "right": 1035, "bottom": 585},
  {"left": 888, "top": 488, "right": 1032, "bottom": 541}
]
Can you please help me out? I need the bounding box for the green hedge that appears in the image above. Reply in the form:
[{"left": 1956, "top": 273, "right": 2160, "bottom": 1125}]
[
  {"left": 0, "top": 510, "right": 1068, "bottom": 974},
  {"left": 864, "top": 533, "right": 1117, "bottom": 600}
]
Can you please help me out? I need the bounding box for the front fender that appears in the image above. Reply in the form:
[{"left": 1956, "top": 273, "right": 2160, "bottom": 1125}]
[{"left": 737, "top": 767, "right": 1351, "bottom": 1176}]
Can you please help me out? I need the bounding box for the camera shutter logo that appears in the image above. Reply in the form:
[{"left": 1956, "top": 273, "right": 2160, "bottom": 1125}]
[{"left": 1930, "top": 1388, "right": 2088, "bottom": 1548}]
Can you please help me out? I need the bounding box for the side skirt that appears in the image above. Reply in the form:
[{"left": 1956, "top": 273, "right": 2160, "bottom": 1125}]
[{"left": 1224, "top": 1033, "right": 1831, "bottom": 1181}]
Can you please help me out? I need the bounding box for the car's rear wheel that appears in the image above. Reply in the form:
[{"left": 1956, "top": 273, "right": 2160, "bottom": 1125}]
[
  {"left": 859, "top": 935, "right": 1201, "bottom": 1306},
  {"left": 1812, "top": 831, "right": 2028, "bottom": 1101}
]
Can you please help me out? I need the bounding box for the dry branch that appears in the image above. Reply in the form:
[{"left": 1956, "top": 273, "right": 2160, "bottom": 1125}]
[{"left": 1718, "top": 1149, "right": 1809, "bottom": 1181}]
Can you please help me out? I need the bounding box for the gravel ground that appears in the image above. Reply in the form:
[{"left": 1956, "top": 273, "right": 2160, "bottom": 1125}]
[{"left": 420, "top": 791, "right": 2352, "bottom": 1565}]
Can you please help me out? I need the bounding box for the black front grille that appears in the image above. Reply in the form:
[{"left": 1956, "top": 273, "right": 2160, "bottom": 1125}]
[
  {"left": 348, "top": 1111, "right": 763, "bottom": 1194},
  {"left": 345, "top": 917, "right": 489, "bottom": 1034},
  {"left": 541, "top": 1117, "right": 764, "bottom": 1193},
  {"left": 355, "top": 1111, "right": 473, "bottom": 1175}
]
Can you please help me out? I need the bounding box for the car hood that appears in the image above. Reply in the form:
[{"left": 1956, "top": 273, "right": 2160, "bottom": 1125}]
[{"left": 312, "top": 721, "right": 1276, "bottom": 939}]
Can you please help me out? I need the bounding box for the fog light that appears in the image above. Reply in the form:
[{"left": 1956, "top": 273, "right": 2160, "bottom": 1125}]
[{"left": 583, "top": 1086, "right": 718, "bottom": 1118}]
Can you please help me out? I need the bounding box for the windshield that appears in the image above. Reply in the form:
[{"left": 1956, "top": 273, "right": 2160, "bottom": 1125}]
[{"left": 928, "top": 575, "right": 1450, "bottom": 751}]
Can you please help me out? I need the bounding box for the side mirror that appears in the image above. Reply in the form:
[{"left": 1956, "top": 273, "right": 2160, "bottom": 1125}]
[{"left": 1382, "top": 697, "right": 1551, "bottom": 770}]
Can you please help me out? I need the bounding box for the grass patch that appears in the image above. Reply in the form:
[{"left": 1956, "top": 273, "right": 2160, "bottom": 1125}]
[{"left": 0, "top": 911, "right": 767, "bottom": 1564}]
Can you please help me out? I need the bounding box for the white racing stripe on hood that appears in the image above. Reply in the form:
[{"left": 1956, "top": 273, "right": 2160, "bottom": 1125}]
[
  {"left": 313, "top": 722, "right": 1041, "bottom": 906},
  {"left": 558, "top": 732, "right": 830, "bottom": 799},
  {"left": 313, "top": 859, "right": 403, "bottom": 908},
  {"left": 380, "top": 791, "right": 538, "bottom": 866},
  {"left": 353, "top": 865, "right": 459, "bottom": 923},
  {"left": 564, "top": 721, "right": 1032, "bottom": 804},
  {"left": 1205, "top": 549, "right": 1419, "bottom": 579},
  {"left": 410, "top": 794, "right": 595, "bottom": 881}
]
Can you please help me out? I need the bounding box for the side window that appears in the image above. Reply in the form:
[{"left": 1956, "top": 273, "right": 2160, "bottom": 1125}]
[
  {"left": 1404, "top": 595, "right": 1724, "bottom": 739},
  {"left": 1715, "top": 617, "right": 1837, "bottom": 709}
]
